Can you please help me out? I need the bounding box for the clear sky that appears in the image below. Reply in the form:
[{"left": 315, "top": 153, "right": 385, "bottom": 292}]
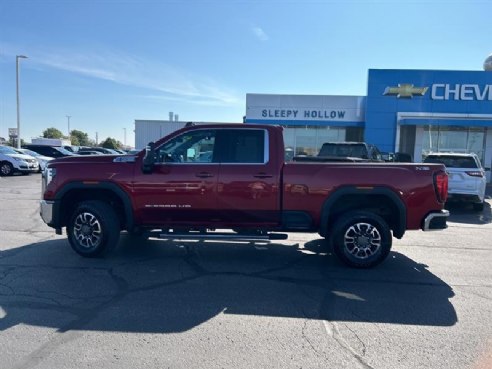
[{"left": 1, "top": 0, "right": 491, "bottom": 147}]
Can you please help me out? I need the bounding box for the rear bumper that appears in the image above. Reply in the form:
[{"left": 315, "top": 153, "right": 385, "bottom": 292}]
[
  {"left": 423, "top": 210, "right": 449, "bottom": 231},
  {"left": 447, "top": 193, "right": 484, "bottom": 203}
]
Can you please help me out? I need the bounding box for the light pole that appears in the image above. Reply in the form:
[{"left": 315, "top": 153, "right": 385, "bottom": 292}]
[
  {"left": 16, "top": 55, "right": 28, "bottom": 148},
  {"left": 123, "top": 128, "right": 127, "bottom": 146},
  {"left": 66, "top": 115, "right": 71, "bottom": 137}
]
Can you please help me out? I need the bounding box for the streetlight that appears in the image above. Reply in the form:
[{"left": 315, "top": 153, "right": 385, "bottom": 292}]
[
  {"left": 16, "top": 55, "right": 28, "bottom": 148},
  {"left": 66, "top": 115, "right": 71, "bottom": 137},
  {"left": 123, "top": 127, "right": 127, "bottom": 146}
]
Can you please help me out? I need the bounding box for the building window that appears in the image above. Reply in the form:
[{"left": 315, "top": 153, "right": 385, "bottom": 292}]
[{"left": 422, "top": 126, "right": 486, "bottom": 164}]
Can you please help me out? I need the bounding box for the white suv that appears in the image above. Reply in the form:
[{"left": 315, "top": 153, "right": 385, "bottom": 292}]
[
  {"left": 0, "top": 145, "right": 39, "bottom": 176},
  {"left": 424, "top": 152, "right": 487, "bottom": 211}
]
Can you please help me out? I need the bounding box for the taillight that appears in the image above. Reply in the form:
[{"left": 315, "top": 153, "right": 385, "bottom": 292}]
[
  {"left": 466, "top": 171, "right": 484, "bottom": 177},
  {"left": 434, "top": 170, "right": 448, "bottom": 203}
]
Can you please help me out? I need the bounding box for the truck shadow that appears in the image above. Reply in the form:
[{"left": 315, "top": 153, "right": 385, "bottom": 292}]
[{"left": 0, "top": 236, "right": 457, "bottom": 334}]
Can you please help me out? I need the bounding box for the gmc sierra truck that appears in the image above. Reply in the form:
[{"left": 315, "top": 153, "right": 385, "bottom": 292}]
[{"left": 40, "top": 124, "right": 449, "bottom": 268}]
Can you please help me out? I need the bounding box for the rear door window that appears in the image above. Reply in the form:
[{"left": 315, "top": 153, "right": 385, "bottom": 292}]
[{"left": 216, "top": 129, "right": 266, "bottom": 164}]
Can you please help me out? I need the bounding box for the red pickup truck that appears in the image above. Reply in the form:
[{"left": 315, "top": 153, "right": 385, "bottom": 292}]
[{"left": 40, "top": 124, "right": 449, "bottom": 268}]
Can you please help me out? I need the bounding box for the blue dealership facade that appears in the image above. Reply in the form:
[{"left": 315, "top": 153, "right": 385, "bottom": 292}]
[{"left": 245, "top": 69, "right": 492, "bottom": 180}]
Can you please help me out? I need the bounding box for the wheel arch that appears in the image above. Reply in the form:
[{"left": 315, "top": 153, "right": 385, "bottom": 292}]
[
  {"left": 53, "top": 181, "right": 134, "bottom": 231},
  {"left": 319, "top": 186, "right": 407, "bottom": 239}
]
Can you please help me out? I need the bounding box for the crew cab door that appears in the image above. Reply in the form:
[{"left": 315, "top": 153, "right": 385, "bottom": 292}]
[
  {"left": 132, "top": 129, "right": 219, "bottom": 225},
  {"left": 214, "top": 128, "right": 281, "bottom": 227}
]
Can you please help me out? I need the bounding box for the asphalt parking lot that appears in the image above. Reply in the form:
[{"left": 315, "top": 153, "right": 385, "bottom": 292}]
[{"left": 0, "top": 173, "right": 491, "bottom": 369}]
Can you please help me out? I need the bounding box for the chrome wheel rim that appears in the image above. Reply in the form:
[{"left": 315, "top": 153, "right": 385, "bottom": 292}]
[
  {"left": 73, "top": 212, "right": 102, "bottom": 250},
  {"left": 343, "top": 222, "right": 382, "bottom": 260}
]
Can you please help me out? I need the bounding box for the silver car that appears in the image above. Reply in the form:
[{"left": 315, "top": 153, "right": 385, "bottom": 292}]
[
  {"left": 424, "top": 152, "right": 487, "bottom": 211},
  {"left": 14, "top": 148, "right": 54, "bottom": 172}
]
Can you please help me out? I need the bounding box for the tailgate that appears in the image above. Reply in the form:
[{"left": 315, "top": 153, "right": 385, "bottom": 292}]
[{"left": 447, "top": 169, "right": 479, "bottom": 193}]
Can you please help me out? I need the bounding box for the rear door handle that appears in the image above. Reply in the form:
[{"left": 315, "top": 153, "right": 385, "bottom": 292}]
[{"left": 196, "top": 172, "right": 214, "bottom": 178}]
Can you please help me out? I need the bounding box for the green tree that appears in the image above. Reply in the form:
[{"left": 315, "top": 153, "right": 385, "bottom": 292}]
[
  {"left": 100, "top": 137, "right": 121, "bottom": 149},
  {"left": 70, "top": 135, "right": 80, "bottom": 146},
  {"left": 43, "top": 127, "right": 64, "bottom": 139},
  {"left": 70, "top": 129, "right": 91, "bottom": 146}
]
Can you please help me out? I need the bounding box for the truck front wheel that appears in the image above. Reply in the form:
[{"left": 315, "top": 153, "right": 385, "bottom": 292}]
[
  {"left": 67, "top": 200, "right": 120, "bottom": 258},
  {"left": 330, "top": 211, "right": 392, "bottom": 268}
]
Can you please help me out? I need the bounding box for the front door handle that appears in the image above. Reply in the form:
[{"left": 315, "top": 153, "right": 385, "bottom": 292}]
[
  {"left": 196, "top": 172, "right": 214, "bottom": 178},
  {"left": 254, "top": 173, "right": 273, "bottom": 179}
]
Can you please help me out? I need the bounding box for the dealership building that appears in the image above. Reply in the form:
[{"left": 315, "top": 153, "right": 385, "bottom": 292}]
[
  {"left": 135, "top": 68, "right": 492, "bottom": 180},
  {"left": 245, "top": 69, "right": 492, "bottom": 179}
]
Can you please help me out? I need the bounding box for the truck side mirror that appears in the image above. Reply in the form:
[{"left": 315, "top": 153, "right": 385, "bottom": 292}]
[{"left": 142, "top": 142, "right": 156, "bottom": 174}]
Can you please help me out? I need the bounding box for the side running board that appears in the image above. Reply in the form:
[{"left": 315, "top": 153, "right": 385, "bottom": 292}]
[{"left": 154, "top": 230, "right": 288, "bottom": 241}]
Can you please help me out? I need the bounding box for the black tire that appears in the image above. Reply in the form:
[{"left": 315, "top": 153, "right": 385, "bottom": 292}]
[
  {"left": 67, "top": 200, "right": 120, "bottom": 258},
  {"left": 0, "top": 162, "right": 14, "bottom": 176},
  {"left": 330, "top": 211, "right": 392, "bottom": 268},
  {"left": 473, "top": 202, "right": 484, "bottom": 212}
]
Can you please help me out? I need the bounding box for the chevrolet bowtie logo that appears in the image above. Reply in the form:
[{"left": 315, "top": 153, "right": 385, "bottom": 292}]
[{"left": 383, "top": 84, "right": 429, "bottom": 98}]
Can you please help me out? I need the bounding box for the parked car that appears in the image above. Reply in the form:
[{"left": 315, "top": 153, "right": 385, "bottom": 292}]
[
  {"left": 293, "top": 142, "right": 384, "bottom": 163},
  {"left": 23, "top": 144, "right": 78, "bottom": 158},
  {"left": 0, "top": 145, "right": 39, "bottom": 176},
  {"left": 79, "top": 147, "right": 119, "bottom": 155},
  {"left": 77, "top": 150, "right": 104, "bottom": 156},
  {"left": 14, "top": 148, "right": 54, "bottom": 172},
  {"left": 62, "top": 145, "right": 80, "bottom": 153},
  {"left": 318, "top": 142, "right": 383, "bottom": 161},
  {"left": 424, "top": 152, "right": 487, "bottom": 211}
]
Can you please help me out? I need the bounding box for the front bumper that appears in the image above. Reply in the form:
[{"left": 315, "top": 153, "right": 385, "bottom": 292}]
[
  {"left": 40, "top": 200, "right": 54, "bottom": 224},
  {"left": 423, "top": 210, "right": 449, "bottom": 231},
  {"left": 17, "top": 164, "right": 39, "bottom": 173}
]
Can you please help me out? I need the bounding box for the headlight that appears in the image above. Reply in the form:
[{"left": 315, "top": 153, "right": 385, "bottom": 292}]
[{"left": 43, "top": 167, "right": 57, "bottom": 186}]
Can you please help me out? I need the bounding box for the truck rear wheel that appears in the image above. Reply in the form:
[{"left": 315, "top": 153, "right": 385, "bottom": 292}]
[
  {"left": 330, "top": 211, "right": 392, "bottom": 268},
  {"left": 67, "top": 200, "right": 120, "bottom": 258}
]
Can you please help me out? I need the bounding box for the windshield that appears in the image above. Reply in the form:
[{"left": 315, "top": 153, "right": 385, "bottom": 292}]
[
  {"left": 0, "top": 146, "right": 18, "bottom": 155},
  {"left": 318, "top": 143, "right": 367, "bottom": 158},
  {"left": 55, "top": 147, "right": 77, "bottom": 155},
  {"left": 17, "top": 148, "right": 40, "bottom": 157},
  {"left": 424, "top": 155, "right": 479, "bottom": 168}
]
